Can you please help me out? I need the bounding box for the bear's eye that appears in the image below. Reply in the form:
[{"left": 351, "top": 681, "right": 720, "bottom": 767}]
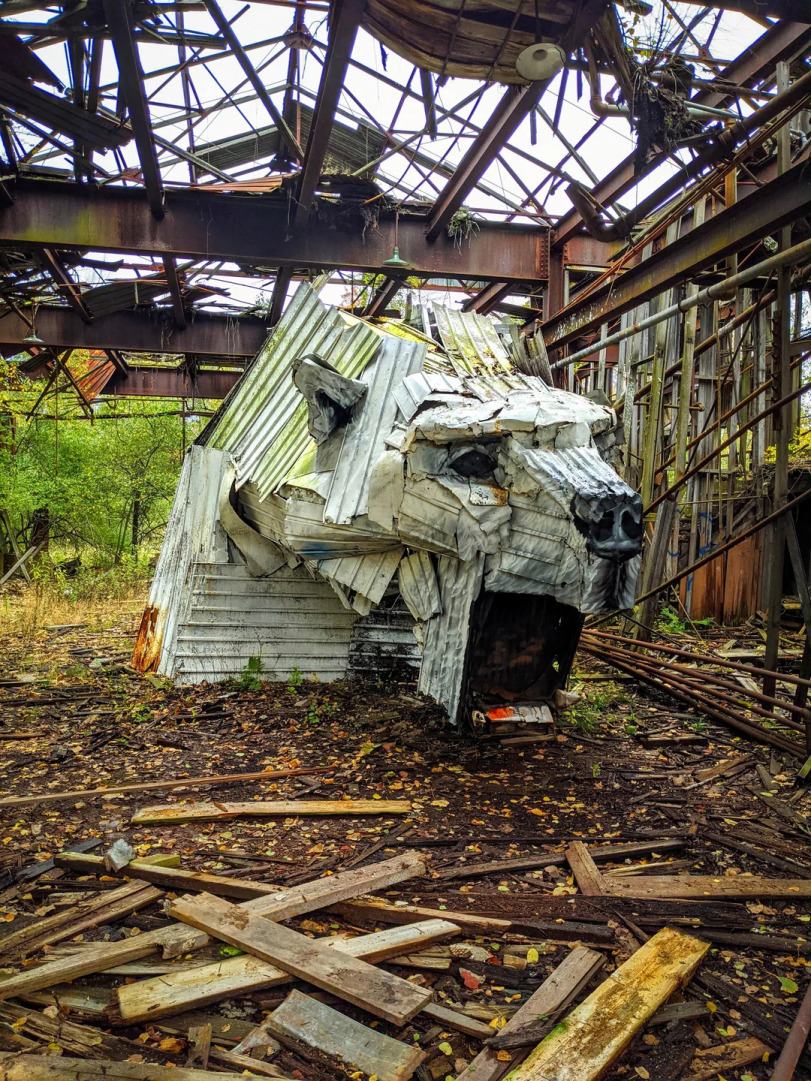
[{"left": 450, "top": 449, "right": 496, "bottom": 479}]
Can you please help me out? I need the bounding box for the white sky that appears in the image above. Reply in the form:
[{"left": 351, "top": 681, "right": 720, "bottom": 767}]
[{"left": 3, "top": 2, "right": 767, "bottom": 313}]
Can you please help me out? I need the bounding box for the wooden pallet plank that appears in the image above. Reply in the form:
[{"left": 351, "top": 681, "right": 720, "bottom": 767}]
[
  {"left": 565, "top": 842, "right": 606, "bottom": 897},
  {"left": 132, "top": 800, "right": 412, "bottom": 824},
  {"left": 602, "top": 875, "right": 811, "bottom": 899},
  {"left": 0, "top": 1056, "right": 287, "bottom": 1080},
  {"left": 267, "top": 990, "right": 425, "bottom": 1081},
  {"left": 117, "top": 918, "right": 458, "bottom": 1023},
  {"left": 499, "top": 928, "right": 710, "bottom": 1081}
]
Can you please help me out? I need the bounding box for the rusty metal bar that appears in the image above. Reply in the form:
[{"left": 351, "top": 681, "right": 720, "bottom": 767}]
[
  {"left": 161, "top": 255, "right": 186, "bottom": 329},
  {"left": 0, "top": 306, "right": 267, "bottom": 357},
  {"left": 546, "top": 188, "right": 811, "bottom": 352},
  {"left": 769, "top": 968, "right": 811, "bottom": 1080},
  {"left": 102, "top": 366, "right": 241, "bottom": 399},
  {"left": 0, "top": 179, "right": 550, "bottom": 282}
]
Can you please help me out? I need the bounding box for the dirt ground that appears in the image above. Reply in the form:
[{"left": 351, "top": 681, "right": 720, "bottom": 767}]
[{"left": 0, "top": 590, "right": 809, "bottom": 1080}]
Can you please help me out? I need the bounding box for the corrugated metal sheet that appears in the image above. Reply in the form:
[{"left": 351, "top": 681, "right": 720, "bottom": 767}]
[
  {"left": 132, "top": 445, "right": 229, "bottom": 675},
  {"left": 398, "top": 551, "right": 441, "bottom": 621},
  {"left": 317, "top": 548, "right": 404, "bottom": 609},
  {"left": 323, "top": 336, "right": 426, "bottom": 526},
  {"left": 240, "top": 483, "right": 400, "bottom": 559},
  {"left": 433, "top": 307, "right": 514, "bottom": 380},
  {"left": 418, "top": 554, "right": 484, "bottom": 725},
  {"left": 205, "top": 284, "right": 380, "bottom": 499},
  {"left": 393, "top": 370, "right": 462, "bottom": 422},
  {"left": 171, "top": 562, "right": 357, "bottom": 683}
]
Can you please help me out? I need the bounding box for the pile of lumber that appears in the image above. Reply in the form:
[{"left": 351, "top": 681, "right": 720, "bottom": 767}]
[{"left": 2, "top": 837, "right": 810, "bottom": 1081}]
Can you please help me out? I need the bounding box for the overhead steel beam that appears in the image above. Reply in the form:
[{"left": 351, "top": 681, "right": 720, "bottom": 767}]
[
  {"left": 204, "top": 0, "right": 303, "bottom": 160},
  {"left": 424, "top": 84, "right": 545, "bottom": 243},
  {"left": 553, "top": 20, "right": 811, "bottom": 249},
  {"left": 291, "top": 0, "right": 364, "bottom": 231},
  {"left": 103, "top": 366, "right": 241, "bottom": 399},
  {"left": 40, "top": 249, "right": 92, "bottom": 323},
  {"left": 162, "top": 255, "right": 187, "bottom": 328},
  {"left": 541, "top": 160, "right": 811, "bottom": 352},
  {"left": 268, "top": 266, "right": 294, "bottom": 326},
  {"left": 103, "top": 0, "right": 164, "bottom": 218},
  {"left": 0, "top": 305, "right": 268, "bottom": 357},
  {"left": 365, "top": 276, "right": 401, "bottom": 317},
  {"left": 462, "top": 281, "right": 514, "bottom": 315},
  {"left": 0, "top": 180, "right": 550, "bottom": 283}
]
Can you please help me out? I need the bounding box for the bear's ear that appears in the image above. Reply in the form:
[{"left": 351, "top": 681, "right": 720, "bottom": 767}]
[{"left": 292, "top": 353, "right": 367, "bottom": 444}]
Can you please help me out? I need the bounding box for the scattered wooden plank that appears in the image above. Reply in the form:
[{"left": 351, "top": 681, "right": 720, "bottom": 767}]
[
  {"left": 17, "top": 838, "right": 103, "bottom": 881},
  {"left": 329, "top": 898, "right": 512, "bottom": 935},
  {"left": 265, "top": 990, "right": 426, "bottom": 1081},
  {"left": 756, "top": 763, "right": 779, "bottom": 792},
  {"left": 685, "top": 1037, "right": 773, "bottom": 1081},
  {"left": 185, "top": 1024, "right": 212, "bottom": 1070},
  {"left": 55, "top": 851, "right": 282, "bottom": 900},
  {"left": 0, "top": 1057, "right": 283, "bottom": 1080},
  {"left": 422, "top": 1003, "right": 494, "bottom": 1038},
  {"left": 496, "top": 928, "right": 710, "bottom": 1081},
  {"left": 468, "top": 947, "right": 604, "bottom": 1081},
  {"left": 499, "top": 735, "right": 555, "bottom": 746},
  {"left": 0, "top": 881, "right": 161, "bottom": 959},
  {"left": 167, "top": 891, "right": 432, "bottom": 1026},
  {"left": 565, "top": 842, "right": 606, "bottom": 896},
  {"left": 701, "top": 829, "right": 811, "bottom": 878},
  {"left": 602, "top": 875, "right": 811, "bottom": 899},
  {"left": 1, "top": 851, "right": 427, "bottom": 1003},
  {"left": 0, "top": 1002, "right": 132, "bottom": 1060},
  {"left": 132, "top": 799, "right": 411, "bottom": 824},
  {"left": 648, "top": 1000, "right": 709, "bottom": 1025},
  {"left": 0, "top": 766, "right": 332, "bottom": 809},
  {"left": 117, "top": 918, "right": 458, "bottom": 1023},
  {"left": 694, "top": 754, "right": 755, "bottom": 783},
  {"left": 435, "top": 839, "right": 686, "bottom": 882},
  {"left": 155, "top": 1013, "right": 256, "bottom": 1047},
  {"left": 205, "top": 1047, "right": 286, "bottom": 1077},
  {"left": 21, "top": 984, "right": 112, "bottom": 1017}
]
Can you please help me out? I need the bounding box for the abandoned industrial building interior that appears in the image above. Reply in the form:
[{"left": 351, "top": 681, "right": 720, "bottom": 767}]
[{"left": 1, "top": 0, "right": 811, "bottom": 1078}]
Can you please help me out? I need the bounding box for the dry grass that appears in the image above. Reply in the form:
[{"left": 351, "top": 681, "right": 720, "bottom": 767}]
[{"left": 2, "top": 579, "right": 147, "bottom": 643}]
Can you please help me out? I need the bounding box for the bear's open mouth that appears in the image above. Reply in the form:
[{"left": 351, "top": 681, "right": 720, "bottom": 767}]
[{"left": 463, "top": 591, "right": 584, "bottom": 720}]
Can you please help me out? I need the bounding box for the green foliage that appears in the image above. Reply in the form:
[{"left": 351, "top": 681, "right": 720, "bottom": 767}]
[
  {"left": 447, "top": 207, "right": 479, "bottom": 250},
  {"left": 0, "top": 358, "right": 206, "bottom": 565},
  {"left": 239, "top": 655, "right": 265, "bottom": 691},
  {"left": 307, "top": 697, "right": 338, "bottom": 724},
  {"left": 657, "top": 606, "right": 714, "bottom": 634},
  {"left": 287, "top": 667, "right": 303, "bottom": 695},
  {"left": 763, "top": 427, "right": 811, "bottom": 466},
  {"left": 566, "top": 682, "right": 631, "bottom": 734}
]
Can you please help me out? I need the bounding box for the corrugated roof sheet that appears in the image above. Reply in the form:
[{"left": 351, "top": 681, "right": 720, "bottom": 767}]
[
  {"left": 132, "top": 445, "right": 230, "bottom": 675},
  {"left": 418, "top": 553, "right": 485, "bottom": 725},
  {"left": 205, "top": 283, "right": 381, "bottom": 501},
  {"left": 398, "top": 550, "right": 441, "bottom": 621},
  {"left": 323, "top": 335, "right": 426, "bottom": 526},
  {"left": 433, "top": 306, "right": 514, "bottom": 380}
]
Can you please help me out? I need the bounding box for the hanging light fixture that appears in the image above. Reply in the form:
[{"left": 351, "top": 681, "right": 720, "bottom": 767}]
[
  {"left": 382, "top": 211, "right": 411, "bottom": 270},
  {"left": 22, "top": 328, "right": 44, "bottom": 346}
]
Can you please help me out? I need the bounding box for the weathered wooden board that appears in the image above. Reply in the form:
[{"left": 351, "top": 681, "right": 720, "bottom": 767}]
[
  {"left": 465, "top": 947, "right": 604, "bottom": 1081},
  {"left": 685, "top": 1037, "right": 773, "bottom": 1081},
  {"left": 55, "top": 851, "right": 281, "bottom": 900},
  {"left": 501, "top": 928, "right": 710, "bottom": 1081},
  {"left": 422, "top": 1002, "right": 494, "bottom": 1038},
  {"left": 0, "top": 1056, "right": 287, "bottom": 1080},
  {"left": 0, "top": 851, "right": 426, "bottom": 1002},
  {"left": 267, "top": 990, "right": 425, "bottom": 1081},
  {"left": 132, "top": 800, "right": 412, "bottom": 824},
  {"left": 0, "top": 766, "right": 331, "bottom": 809},
  {"left": 168, "top": 891, "right": 433, "bottom": 1025},
  {"left": 602, "top": 875, "right": 811, "bottom": 899},
  {"left": 565, "top": 842, "right": 606, "bottom": 896},
  {"left": 117, "top": 918, "right": 458, "bottom": 1023},
  {"left": 330, "top": 897, "right": 513, "bottom": 934}
]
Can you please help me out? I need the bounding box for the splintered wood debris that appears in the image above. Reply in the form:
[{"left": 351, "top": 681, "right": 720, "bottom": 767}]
[{"left": 0, "top": 616, "right": 810, "bottom": 1080}]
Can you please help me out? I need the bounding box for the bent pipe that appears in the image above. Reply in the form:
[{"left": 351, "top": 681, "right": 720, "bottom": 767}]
[{"left": 567, "top": 66, "right": 811, "bottom": 243}]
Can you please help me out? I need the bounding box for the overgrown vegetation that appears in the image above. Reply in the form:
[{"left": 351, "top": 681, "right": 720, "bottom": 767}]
[
  {"left": 1, "top": 352, "right": 208, "bottom": 567},
  {"left": 565, "top": 681, "right": 632, "bottom": 734}
]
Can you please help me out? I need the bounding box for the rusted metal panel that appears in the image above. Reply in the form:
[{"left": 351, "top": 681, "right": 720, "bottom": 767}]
[
  {"left": 543, "top": 162, "right": 811, "bottom": 351},
  {"left": 0, "top": 179, "right": 550, "bottom": 283},
  {"left": 0, "top": 306, "right": 267, "bottom": 358},
  {"left": 104, "top": 367, "right": 241, "bottom": 400}
]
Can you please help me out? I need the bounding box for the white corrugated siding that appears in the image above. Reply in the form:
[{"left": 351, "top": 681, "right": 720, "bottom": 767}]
[{"left": 171, "top": 562, "right": 357, "bottom": 683}]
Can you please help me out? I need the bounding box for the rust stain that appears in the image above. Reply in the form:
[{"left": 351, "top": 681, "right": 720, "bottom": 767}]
[{"left": 131, "top": 604, "right": 163, "bottom": 673}]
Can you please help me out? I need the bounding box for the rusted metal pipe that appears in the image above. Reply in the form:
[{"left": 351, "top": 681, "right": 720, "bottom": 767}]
[
  {"left": 587, "top": 630, "right": 811, "bottom": 690},
  {"left": 647, "top": 381, "right": 811, "bottom": 513},
  {"left": 579, "top": 640, "right": 801, "bottom": 754},
  {"left": 769, "top": 978, "right": 811, "bottom": 1081},
  {"left": 567, "top": 66, "right": 811, "bottom": 243},
  {"left": 554, "top": 237, "right": 811, "bottom": 369},
  {"left": 583, "top": 639, "right": 809, "bottom": 726}
]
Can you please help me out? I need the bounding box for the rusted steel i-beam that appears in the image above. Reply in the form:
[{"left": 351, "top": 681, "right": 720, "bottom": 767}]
[
  {"left": 365, "top": 276, "right": 402, "bottom": 317},
  {"left": 541, "top": 160, "right": 811, "bottom": 351},
  {"left": 0, "top": 306, "right": 268, "bottom": 357},
  {"left": 103, "top": 366, "right": 241, "bottom": 399},
  {"left": 553, "top": 19, "right": 811, "bottom": 249},
  {"left": 40, "top": 249, "right": 92, "bottom": 323},
  {"left": 0, "top": 180, "right": 550, "bottom": 283},
  {"left": 102, "top": 0, "right": 164, "bottom": 219}
]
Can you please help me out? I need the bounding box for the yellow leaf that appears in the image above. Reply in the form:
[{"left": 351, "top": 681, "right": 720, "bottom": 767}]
[
  {"left": 706, "top": 1001, "right": 717, "bottom": 1013},
  {"left": 635, "top": 1069, "right": 650, "bottom": 1080},
  {"left": 529, "top": 809, "right": 545, "bottom": 816},
  {"left": 496, "top": 1052, "right": 512, "bottom": 1062},
  {"left": 527, "top": 948, "right": 539, "bottom": 963},
  {"left": 158, "top": 1037, "right": 185, "bottom": 1053}
]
